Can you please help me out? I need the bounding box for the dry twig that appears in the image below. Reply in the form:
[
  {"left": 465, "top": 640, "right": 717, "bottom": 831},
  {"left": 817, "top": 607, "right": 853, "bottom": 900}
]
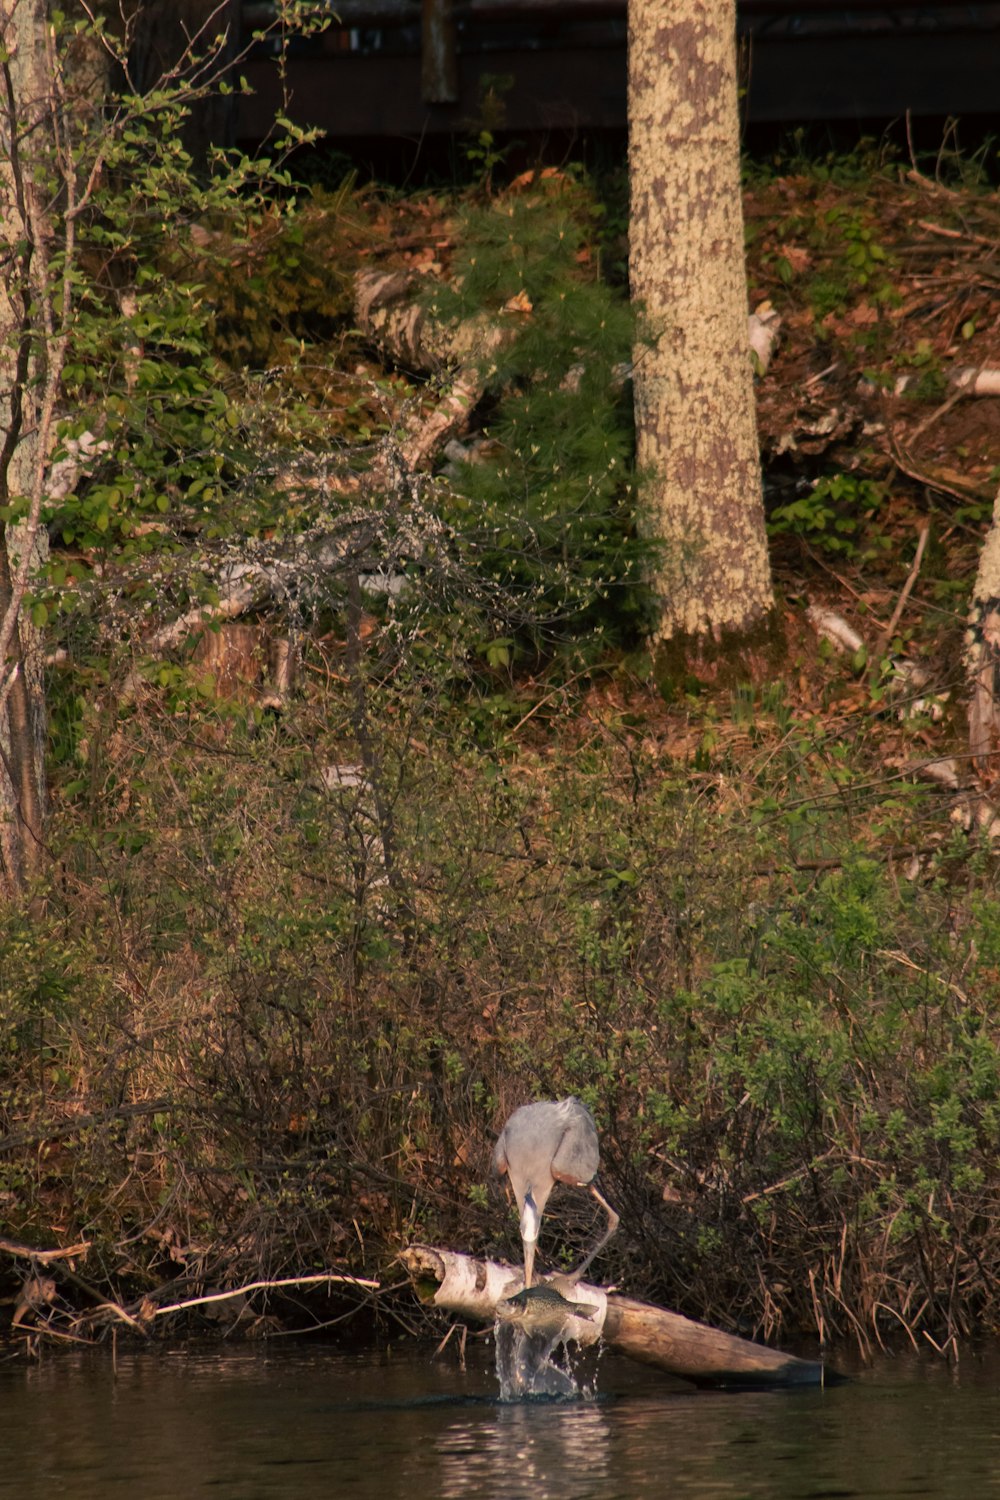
[{"left": 874, "top": 522, "right": 929, "bottom": 659}]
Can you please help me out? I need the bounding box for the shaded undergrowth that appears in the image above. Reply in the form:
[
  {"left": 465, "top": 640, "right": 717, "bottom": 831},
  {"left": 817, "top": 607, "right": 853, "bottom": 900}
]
[{"left": 3, "top": 653, "right": 1000, "bottom": 1359}]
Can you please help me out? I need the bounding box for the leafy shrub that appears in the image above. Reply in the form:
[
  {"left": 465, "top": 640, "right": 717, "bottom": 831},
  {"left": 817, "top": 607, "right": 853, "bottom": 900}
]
[
  {"left": 768, "top": 471, "right": 888, "bottom": 557},
  {"left": 424, "top": 176, "right": 657, "bottom": 660},
  {"left": 196, "top": 183, "right": 362, "bottom": 379}
]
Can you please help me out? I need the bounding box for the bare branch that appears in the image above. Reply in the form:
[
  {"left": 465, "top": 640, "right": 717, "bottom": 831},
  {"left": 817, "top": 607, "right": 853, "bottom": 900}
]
[{"left": 149, "top": 1272, "right": 381, "bottom": 1319}]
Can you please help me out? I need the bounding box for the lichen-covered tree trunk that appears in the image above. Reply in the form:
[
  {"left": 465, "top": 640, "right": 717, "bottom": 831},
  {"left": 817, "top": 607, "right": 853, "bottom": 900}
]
[
  {"left": 628, "top": 0, "right": 774, "bottom": 651},
  {"left": 0, "top": 0, "right": 52, "bottom": 898},
  {"left": 967, "top": 486, "right": 1000, "bottom": 787}
]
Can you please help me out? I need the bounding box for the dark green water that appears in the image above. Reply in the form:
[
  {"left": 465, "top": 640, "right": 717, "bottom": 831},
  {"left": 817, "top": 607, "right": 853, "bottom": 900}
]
[{"left": 2, "top": 1340, "right": 999, "bottom": 1498}]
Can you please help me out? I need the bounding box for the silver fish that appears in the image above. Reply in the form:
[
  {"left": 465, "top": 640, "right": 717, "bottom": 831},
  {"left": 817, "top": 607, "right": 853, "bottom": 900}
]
[{"left": 495, "top": 1283, "right": 598, "bottom": 1340}]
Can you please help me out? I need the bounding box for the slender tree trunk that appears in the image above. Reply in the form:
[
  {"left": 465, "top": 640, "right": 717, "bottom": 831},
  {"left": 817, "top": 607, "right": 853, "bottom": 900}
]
[
  {"left": 628, "top": 0, "right": 774, "bottom": 653},
  {"left": 0, "top": 0, "right": 52, "bottom": 897},
  {"left": 967, "top": 486, "right": 1000, "bottom": 788}
]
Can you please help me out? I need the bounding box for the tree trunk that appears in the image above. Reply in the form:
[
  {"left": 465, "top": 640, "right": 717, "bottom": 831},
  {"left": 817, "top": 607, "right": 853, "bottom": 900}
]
[
  {"left": 628, "top": 0, "right": 774, "bottom": 652},
  {"left": 967, "top": 485, "right": 1000, "bottom": 787},
  {"left": 0, "top": 0, "right": 52, "bottom": 898}
]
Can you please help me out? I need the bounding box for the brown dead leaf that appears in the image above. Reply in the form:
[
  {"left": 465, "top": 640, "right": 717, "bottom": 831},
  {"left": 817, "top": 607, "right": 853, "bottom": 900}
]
[
  {"left": 777, "top": 243, "right": 811, "bottom": 274},
  {"left": 138, "top": 1297, "right": 158, "bottom": 1324},
  {"left": 508, "top": 166, "right": 570, "bottom": 194},
  {"left": 13, "top": 1275, "right": 57, "bottom": 1327},
  {"left": 503, "top": 288, "right": 533, "bottom": 315},
  {"left": 846, "top": 302, "right": 879, "bottom": 328}
]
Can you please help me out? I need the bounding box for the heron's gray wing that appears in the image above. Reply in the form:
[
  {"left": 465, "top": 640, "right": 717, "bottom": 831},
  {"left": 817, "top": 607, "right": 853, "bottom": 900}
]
[
  {"left": 550, "top": 1101, "right": 599, "bottom": 1186},
  {"left": 493, "top": 1126, "right": 509, "bottom": 1176}
]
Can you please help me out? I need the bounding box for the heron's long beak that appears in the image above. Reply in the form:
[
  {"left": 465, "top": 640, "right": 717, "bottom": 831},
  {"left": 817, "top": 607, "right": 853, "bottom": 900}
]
[{"left": 520, "top": 1192, "right": 540, "bottom": 1289}]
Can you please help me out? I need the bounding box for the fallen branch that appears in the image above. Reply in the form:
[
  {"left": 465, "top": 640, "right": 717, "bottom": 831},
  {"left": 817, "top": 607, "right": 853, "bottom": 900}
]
[
  {"left": 966, "top": 485, "right": 1000, "bottom": 784},
  {"left": 131, "top": 524, "right": 386, "bottom": 661},
  {"left": 888, "top": 434, "right": 992, "bottom": 506},
  {"left": 916, "top": 218, "right": 999, "bottom": 250},
  {"left": 148, "top": 1272, "right": 380, "bottom": 1320},
  {"left": 751, "top": 843, "right": 945, "bottom": 878},
  {"left": 0, "top": 1237, "right": 90, "bottom": 1263},
  {"left": 354, "top": 268, "right": 505, "bottom": 371},
  {"left": 357, "top": 270, "right": 783, "bottom": 474},
  {"left": 144, "top": 567, "right": 277, "bottom": 654},
  {"left": 0, "top": 1096, "right": 175, "bottom": 1155},
  {"left": 120, "top": 272, "right": 785, "bottom": 657},
  {"left": 7, "top": 1262, "right": 381, "bottom": 1345},
  {"left": 396, "top": 364, "right": 487, "bottom": 474},
  {"left": 1, "top": 1248, "right": 149, "bottom": 1339},
  {"left": 806, "top": 595, "right": 948, "bottom": 720},
  {"left": 400, "top": 1244, "right": 834, "bottom": 1387},
  {"left": 75, "top": 1301, "right": 147, "bottom": 1333},
  {"left": 742, "top": 1148, "right": 839, "bottom": 1204}
]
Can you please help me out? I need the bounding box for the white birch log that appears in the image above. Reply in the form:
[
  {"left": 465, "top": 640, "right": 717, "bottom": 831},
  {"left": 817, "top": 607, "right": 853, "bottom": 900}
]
[
  {"left": 400, "top": 1244, "right": 831, "bottom": 1387},
  {"left": 882, "top": 367, "right": 1000, "bottom": 399},
  {"left": 806, "top": 605, "right": 864, "bottom": 656}
]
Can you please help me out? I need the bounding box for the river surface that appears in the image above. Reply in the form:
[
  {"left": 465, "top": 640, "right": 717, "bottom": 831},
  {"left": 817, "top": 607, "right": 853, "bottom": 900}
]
[{"left": 2, "top": 1337, "right": 999, "bottom": 1498}]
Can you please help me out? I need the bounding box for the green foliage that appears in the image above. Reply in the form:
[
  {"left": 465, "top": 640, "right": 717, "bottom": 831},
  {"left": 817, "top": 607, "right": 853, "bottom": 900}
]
[
  {"left": 24, "top": 7, "right": 332, "bottom": 615},
  {"left": 816, "top": 204, "right": 890, "bottom": 292},
  {"left": 768, "top": 471, "right": 888, "bottom": 557},
  {"left": 893, "top": 338, "right": 948, "bottom": 401},
  {"left": 425, "top": 179, "right": 655, "bottom": 659},
  {"left": 759, "top": 176, "right": 896, "bottom": 323},
  {"left": 744, "top": 132, "right": 897, "bottom": 189},
  {"left": 195, "top": 185, "right": 362, "bottom": 377},
  {"left": 461, "top": 74, "right": 517, "bottom": 192}
]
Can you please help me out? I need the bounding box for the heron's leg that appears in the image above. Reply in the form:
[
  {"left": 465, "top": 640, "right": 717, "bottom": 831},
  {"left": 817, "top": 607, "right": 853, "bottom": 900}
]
[
  {"left": 569, "top": 1184, "right": 619, "bottom": 1282},
  {"left": 520, "top": 1191, "right": 541, "bottom": 1288},
  {"left": 523, "top": 1235, "right": 536, "bottom": 1289}
]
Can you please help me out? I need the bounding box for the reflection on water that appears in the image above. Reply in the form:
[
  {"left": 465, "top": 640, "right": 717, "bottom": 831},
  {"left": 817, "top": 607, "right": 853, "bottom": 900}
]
[
  {"left": 438, "top": 1399, "right": 612, "bottom": 1500},
  {"left": 1, "top": 1339, "right": 1000, "bottom": 1499}
]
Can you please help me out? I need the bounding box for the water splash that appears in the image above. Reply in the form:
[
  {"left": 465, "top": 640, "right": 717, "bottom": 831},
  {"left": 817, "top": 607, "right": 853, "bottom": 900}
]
[{"left": 494, "top": 1318, "right": 594, "bottom": 1401}]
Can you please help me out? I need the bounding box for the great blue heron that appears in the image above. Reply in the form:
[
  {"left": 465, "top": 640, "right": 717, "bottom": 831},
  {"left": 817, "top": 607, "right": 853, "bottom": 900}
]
[{"left": 493, "top": 1096, "right": 619, "bottom": 1288}]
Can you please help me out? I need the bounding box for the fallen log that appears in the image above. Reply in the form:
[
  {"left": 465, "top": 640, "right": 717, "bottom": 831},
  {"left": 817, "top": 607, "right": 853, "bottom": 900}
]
[
  {"left": 354, "top": 268, "right": 521, "bottom": 475},
  {"left": 884, "top": 366, "right": 1000, "bottom": 400},
  {"left": 400, "top": 1244, "right": 835, "bottom": 1388},
  {"left": 355, "top": 270, "right": 782, "bottom": 474}
]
